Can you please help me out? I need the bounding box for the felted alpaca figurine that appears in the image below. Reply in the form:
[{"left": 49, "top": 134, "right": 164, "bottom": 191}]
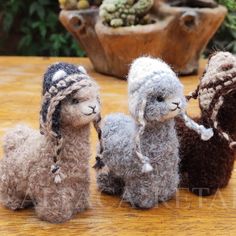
[
  {"left": 0, "top": 62, "right": 101, "bottom": 223},
  {"left": 176, "top": 51, "right": 236, "bottom": 196},
  {"left": 95, "top": 57, "right": 213, "bottom": 208}
]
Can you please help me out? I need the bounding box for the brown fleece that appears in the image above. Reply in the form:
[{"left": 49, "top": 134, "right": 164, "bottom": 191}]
[
  {"left": 176, "top": 52, "right": 236, "bottom": 196},
  {"left": 0, "top": 62, "right": 101, "bottom": 223}
]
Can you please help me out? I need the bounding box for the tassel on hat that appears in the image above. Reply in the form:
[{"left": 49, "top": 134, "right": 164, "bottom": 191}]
[
  {"left": 179, "top": 112, "right": 214, "bottom": 141},
  {"left": 135, "top": 98, "right": 154, "bottom": 173}
]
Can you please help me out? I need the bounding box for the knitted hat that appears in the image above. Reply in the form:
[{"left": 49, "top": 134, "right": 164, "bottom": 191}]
[
  {"left": 40, "top": 62, "right": 101, "bottom": 183},
  {"left": 128, "top": 57, "right": 213, "bottom": 173},
  {"left": 188, "top": 51, "right": 236, "bottom": 148},
  {"left": 128, "top": 56, "right": 177, "bottom": 118}
]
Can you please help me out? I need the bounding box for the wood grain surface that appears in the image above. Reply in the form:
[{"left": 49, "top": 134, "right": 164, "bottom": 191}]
[{"left": 0, "top": 57, "right": 235, "bottom": 236}]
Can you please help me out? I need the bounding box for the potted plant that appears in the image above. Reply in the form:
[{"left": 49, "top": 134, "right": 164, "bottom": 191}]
[{"left": 59, "top": 0, "right": 227, "bottom": 78}]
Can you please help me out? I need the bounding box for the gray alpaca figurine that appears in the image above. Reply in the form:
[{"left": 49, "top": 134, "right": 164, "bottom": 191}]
[{"left": 95, "top": 57, "right": 213, "bottom": 208}]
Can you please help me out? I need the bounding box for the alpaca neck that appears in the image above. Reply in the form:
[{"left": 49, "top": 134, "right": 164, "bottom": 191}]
[
  {"left": 142, "top": 119, "right": 175, "bottom": 137},
  {"left": 60, "top": 124, "right": 90, "bottom": 161},
  {"left": 139, "top": 119, "right": 177, "bottom": 159}
]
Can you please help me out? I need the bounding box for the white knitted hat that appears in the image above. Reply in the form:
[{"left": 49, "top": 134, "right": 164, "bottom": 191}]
[
  {"left": 128, "top": 57, "right": 213, "bottom": 173},
  {"left": 128, "top": 57, "right": 177, "bottom": 118}
]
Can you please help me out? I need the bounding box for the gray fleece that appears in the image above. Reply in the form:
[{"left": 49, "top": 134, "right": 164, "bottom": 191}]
[{"left": 96, "top": 57, "right": 186, "bottom": 208}]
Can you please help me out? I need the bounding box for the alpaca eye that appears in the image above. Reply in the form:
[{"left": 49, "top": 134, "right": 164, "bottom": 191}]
[
  {"left": 71, "top": 98, "right": 80, "bottom": 104},
  {"left": 156, "top": 96, "right": 164, "bottom": 102}
]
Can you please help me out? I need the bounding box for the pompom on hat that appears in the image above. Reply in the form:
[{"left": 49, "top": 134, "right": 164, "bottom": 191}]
[{"left": 40, "top": 62, "right": 102, "bottom": 183}]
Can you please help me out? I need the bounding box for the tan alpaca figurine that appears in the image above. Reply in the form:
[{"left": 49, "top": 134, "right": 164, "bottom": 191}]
[{"left": 0, "top": 62, "right": 101, "bottom": 223}]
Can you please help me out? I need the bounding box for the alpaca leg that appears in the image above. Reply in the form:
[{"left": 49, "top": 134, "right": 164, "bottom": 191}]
[
  {"left": 35, "top": 195, "right": 76, "bottom": 223},
  {"left": 0, "top": 186, "right": 31, "bottom": 210},
  {"left": 123, "top": 177, "right": 156, "bottom": 209},
  {"left": 188, "top": 170, "right": 217, "bottom": 196},
  {"left": 158, "top": 183, "right": 178, "bottom": 202},
  {"left": 158, "top": 173, "right": 179, "bottom": 202},
  {"left": 188, "top": 178, "right": 217, "bottom": 196},
  {"left": 179, "top": 171, "right": 189, "bottom": 188},
  {"left": 33, "top": 184, "right": 89, "bottom": 223},
  {"left": 96, "top": 170, "right": 125, "bottom": 195},
  {"left": 0, "top": 162, "right": 32, "bottom": 210},
  {"left": 74, "top": 183, "right": 90, "bottom": 213},
  {"left": 190, "top": 186, "right": 217, "bottom": 196}
]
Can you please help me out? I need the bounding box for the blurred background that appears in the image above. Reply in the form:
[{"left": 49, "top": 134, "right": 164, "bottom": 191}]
[{"left": 0, "top": 0, "right": 235, "bottom": 57}]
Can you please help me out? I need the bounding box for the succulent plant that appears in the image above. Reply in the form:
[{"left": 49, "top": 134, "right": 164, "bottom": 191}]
[
  {"left": 99, "top": 0, "right": 154, "bottom": 27},
  {"left": 59, "top": 0, "right": 102, "bottom": 10},
  {"left": 59, "top": 0, "right": 77, "bottom": 9}
]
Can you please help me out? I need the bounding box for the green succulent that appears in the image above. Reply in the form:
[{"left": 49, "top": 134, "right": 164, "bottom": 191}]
[{"left": 99, "top": 0, "right": 154, "bottom": 27}]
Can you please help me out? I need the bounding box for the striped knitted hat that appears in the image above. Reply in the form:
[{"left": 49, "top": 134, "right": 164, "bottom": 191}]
[
  {"left": 40, "top": 62, "right": 101, "bottom": 183},
  {"left": 188, "top": 51, "right": 236, "bottom": 148}
]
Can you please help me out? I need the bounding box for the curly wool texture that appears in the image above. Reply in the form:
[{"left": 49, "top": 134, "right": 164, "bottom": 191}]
[
  {"left": 0, "top": 63, "right": 101, "bottom": 223},
  {"left": 99, "top": 0, "right": 154, "bottom": 27},
  {"left": 96, "top": 57, "right": 186, "bottom": 208},
  {"left": 176, "top": 51, "right": 236, "bottom": 196}
]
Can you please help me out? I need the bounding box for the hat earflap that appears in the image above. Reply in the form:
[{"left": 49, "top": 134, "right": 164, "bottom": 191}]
[
  {"left": 135, "top": 98, "right": 153, "bottom": 173},
  {"left": 211, "top": 92, "right": 236, "bottom": 150},
  {"left": 179, "top": 112, "right": 214, "bottom": 141},
  {"left": 181, "top": 87, "right": 214, "bottom": 141},
  {"left": 93, "top": 113, "right": 106, "bottom": 170},
  {"left": 40, "top": 80, "right": 91, "bottom": 183}
]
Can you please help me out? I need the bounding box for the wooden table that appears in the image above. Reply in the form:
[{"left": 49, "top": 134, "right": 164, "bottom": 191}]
[{"left": 0, "top": 57, "right": 235, "bottom": 236}]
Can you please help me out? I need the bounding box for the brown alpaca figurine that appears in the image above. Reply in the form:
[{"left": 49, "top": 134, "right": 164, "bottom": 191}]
[
  {"left": 0, "top": 62, "right": 101, "bottom": 223},
  {"left": 176, "top": 51, "right": 236, "bottom": 196}
]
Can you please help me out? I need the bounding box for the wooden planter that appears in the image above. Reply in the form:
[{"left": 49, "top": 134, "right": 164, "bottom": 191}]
[{"left": 59, "top": 3, "right": 227, "bottom": 78}]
